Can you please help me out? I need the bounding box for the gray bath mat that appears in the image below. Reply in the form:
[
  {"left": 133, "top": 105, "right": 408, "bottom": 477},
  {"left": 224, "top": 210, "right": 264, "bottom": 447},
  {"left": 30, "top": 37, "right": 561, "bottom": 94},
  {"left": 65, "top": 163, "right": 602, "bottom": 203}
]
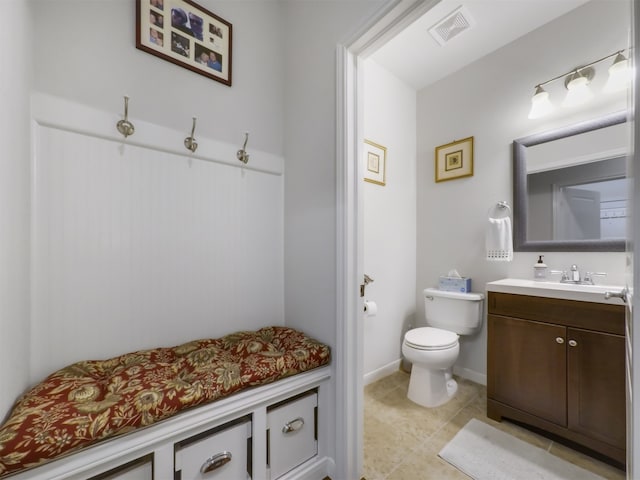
[{"left": 438, "top": 419, "right": 606, "bottom": 480}]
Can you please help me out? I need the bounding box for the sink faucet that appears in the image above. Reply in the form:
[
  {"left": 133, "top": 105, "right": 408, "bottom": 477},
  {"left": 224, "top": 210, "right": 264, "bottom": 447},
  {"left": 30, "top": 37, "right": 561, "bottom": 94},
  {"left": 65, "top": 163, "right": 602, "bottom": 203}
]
[
  {"left": 569, "top": 264, "right": 580, "bottom": 282},
  {"left": 554, "top": 264, "right": 607, "bottom": 285}
]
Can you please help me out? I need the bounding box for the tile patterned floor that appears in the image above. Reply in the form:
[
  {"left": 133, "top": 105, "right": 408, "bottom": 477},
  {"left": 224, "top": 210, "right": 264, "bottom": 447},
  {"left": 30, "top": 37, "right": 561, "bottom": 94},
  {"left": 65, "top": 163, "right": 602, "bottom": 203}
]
[{"left": 363, "top": 370, "right": 626, "bottom": 480}]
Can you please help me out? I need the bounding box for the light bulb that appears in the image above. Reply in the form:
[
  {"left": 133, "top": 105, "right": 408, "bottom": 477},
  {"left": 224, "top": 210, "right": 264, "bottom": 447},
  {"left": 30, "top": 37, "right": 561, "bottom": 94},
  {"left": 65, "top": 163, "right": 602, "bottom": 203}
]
[
  {"left": 562, "top": 71, "right": 593, "bottom": 107},
  {"left": 528, "top": 86, "right": 554, "bottom": 119},
  {"left": 604, "top": 53, "right": 630, "bottom": 93}
]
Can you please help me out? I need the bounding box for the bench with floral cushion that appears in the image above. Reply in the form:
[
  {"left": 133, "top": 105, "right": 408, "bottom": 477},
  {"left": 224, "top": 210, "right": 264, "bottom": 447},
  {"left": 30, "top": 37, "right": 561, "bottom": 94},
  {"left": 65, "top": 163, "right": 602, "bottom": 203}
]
[{"left": 0, "top": 326, "right": 330, "bottom": 477}]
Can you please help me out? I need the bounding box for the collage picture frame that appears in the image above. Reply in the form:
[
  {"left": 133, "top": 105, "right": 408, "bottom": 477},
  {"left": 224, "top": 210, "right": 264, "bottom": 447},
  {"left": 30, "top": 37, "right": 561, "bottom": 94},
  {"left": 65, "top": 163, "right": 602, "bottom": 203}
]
[{"left": 136, "top": 0, "right": 232, "bottom": 86}]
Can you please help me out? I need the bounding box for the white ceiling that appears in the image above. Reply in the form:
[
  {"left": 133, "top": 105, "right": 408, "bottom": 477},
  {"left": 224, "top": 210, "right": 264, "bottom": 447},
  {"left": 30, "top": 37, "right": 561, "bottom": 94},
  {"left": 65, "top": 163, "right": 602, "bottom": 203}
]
[{"left": 370, "top": 0, "right": 591, "bottom": 91}]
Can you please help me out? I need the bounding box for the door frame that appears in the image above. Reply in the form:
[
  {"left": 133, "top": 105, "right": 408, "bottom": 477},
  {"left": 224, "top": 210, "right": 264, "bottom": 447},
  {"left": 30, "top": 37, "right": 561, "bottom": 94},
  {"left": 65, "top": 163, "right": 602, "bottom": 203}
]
[
  {"left": 335, "top": 1, "right": 439, "bottom": 478},
  {"left": 629, "top": 0, "right": 639, "bottom": 476}
]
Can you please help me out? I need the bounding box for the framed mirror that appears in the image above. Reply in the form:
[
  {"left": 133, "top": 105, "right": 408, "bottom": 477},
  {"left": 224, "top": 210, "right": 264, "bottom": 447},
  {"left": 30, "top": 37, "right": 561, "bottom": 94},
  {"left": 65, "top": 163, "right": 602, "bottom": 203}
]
[{"left": 513, "top": 111, "right": 628, "bottom": 251}]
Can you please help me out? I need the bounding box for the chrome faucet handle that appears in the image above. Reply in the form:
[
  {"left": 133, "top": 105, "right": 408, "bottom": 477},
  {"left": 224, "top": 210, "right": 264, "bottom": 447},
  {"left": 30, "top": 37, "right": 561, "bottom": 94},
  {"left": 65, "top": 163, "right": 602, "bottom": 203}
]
[{"left": 584, "top": 272, "right": 607, "bottom": 285}]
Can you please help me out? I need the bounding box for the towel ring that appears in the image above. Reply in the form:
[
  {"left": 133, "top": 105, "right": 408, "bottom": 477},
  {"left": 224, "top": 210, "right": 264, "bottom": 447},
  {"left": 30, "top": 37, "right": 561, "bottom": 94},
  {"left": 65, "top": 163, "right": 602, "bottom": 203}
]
[{"left": 488, "top": 201, "right": 511, "bottom": 219}]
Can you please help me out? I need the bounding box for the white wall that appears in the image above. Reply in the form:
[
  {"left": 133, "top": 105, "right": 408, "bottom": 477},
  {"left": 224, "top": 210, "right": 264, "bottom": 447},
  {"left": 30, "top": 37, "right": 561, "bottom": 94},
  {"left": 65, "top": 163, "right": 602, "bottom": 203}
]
[
  {"left": 280, "top": 3, "right": 386, "bottom": 473},
  {"left": 362, "top": 59, "right": 416, "bottom": 382},
  {"left": 29, "top": 112, "right": 284, "bottom": 381},
  {"left": 0, "top": 0, "right": 390, "bottom": 469},
  {"left": 281, "top": 0, "right": 386, "bottom": 345},
  {"left": 416, "top": 0, "right": 630, "bottom": 383},
  {"left": 22, "top": 0, "right": 288, "bottom": 383},
  {"left": 0, "top": 1, "right": 32, "bottom": 418},
  {"left": 32, "top": 0, "right": 284, "bottom": 156}
]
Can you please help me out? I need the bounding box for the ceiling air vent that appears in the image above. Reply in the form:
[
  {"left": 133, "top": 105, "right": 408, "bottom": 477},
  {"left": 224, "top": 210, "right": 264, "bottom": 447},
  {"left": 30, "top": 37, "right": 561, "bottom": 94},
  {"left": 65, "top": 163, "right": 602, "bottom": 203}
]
[{"left": 428, "top": 6, "right": 475, "bottom": 46}]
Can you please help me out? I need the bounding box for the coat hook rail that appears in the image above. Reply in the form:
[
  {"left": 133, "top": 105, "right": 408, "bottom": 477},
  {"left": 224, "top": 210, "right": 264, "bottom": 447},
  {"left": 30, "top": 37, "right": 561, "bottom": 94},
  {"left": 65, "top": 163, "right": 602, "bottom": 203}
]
[
  {"left": 116, "top": 96, "right": 135, "bottom": 138},
  {"left": 184, "top": 117, "right": 198, "bottom": 152},
  {"left": 237, "top": 132, "right": 250, "bottom": 164}
]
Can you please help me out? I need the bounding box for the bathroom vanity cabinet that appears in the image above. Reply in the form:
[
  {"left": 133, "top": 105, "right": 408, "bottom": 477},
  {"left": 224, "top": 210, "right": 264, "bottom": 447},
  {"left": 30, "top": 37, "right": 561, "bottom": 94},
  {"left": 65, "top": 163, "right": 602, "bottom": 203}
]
[{"left": 487, "top": 292, "right": 626, "bottom": 465}]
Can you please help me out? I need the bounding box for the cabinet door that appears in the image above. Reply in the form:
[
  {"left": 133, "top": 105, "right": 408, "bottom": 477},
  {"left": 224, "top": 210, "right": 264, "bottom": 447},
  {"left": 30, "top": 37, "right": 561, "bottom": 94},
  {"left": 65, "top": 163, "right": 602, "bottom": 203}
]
[
  {"left": 488, "top": 315, "right": 567, "bottom": 426},
  {"left": 88, "top": 455, "right": 153, "bottom": 480},
  {"left": 567, "top": 328, "right": 626, "bottom": 449},
  {"left": 267, "top": 392, "right": 317, "bottom": 479},
  {"left": 175, "top": 418, "right": 251, "bottom": 480}
]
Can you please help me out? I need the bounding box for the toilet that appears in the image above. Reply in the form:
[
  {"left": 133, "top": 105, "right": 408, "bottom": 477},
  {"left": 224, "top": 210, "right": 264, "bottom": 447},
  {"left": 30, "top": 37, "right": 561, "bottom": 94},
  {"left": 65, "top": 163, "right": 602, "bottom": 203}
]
[{"left": 402, "top": 288, "right": 484, "bottom": 408}]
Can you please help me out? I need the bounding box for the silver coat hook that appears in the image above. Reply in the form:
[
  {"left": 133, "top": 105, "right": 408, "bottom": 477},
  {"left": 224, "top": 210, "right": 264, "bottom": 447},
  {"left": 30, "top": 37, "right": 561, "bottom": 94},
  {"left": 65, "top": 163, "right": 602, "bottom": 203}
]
[
  {"left": 116, "top": 96, "right": 135, "bottom": 138},
  {"left": 184, "top": 117, "right": 198, "bottom": 152},
  {"left": 236, "top": 132, "right": 249, "bottom": 164}
]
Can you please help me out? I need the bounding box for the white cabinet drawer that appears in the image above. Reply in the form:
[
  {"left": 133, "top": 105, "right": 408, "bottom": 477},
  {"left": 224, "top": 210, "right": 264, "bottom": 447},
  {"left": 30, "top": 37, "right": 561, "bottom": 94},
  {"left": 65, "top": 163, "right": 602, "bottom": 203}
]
[
  {"left": 175, "top": 417, "right": 252, "bottom": 480},
  {"left": 267, "top": 391, "right": 318, "bottom": 479},
  {"left": 89, "top": 455, "right": 153, "bottom": 480}
]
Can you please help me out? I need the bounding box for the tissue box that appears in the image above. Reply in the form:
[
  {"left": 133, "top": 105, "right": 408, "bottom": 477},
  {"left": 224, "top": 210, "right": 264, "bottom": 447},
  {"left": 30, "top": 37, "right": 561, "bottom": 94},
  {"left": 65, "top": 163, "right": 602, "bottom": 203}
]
[{"left": 438, "top": 276, "right": 472, "bottom": 293}]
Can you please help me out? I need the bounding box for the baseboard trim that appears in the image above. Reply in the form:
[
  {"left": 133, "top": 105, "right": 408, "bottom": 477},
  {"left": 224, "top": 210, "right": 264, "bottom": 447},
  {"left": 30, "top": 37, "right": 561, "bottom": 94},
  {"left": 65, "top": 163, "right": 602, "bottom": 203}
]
[
  {"left": 363, "top": 359, "right": 402, "bottom": 386},
  {"left": 363, "top": 361, "right": 485, "bottom": 386},
  {"left": 453, "top": 365, "right": 486, "bottom": 386},
  {"left": 277, "top": 456, "right": 333, "bottom": 480}
]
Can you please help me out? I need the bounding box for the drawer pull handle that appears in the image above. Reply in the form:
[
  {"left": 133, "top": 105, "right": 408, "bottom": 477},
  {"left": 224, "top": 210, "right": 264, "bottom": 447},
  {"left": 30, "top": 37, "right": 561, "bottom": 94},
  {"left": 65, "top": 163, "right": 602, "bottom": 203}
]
[
  {"left": 200, "top": 451, "right": 232, "bottom": 474},
  {"left": 282, "top": 417, "right": 305, "bottom": 434},
  {"left": 555, "top": 337, "right": 564, "bottom": 344},
  {"left": 568, "top": 340, "right": 578, "bottom": 347}
]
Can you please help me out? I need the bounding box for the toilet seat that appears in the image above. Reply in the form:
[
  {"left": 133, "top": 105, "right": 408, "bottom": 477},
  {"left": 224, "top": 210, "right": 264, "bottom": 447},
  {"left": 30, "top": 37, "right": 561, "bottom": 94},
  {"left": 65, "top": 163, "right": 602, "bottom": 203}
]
[{"left": 404, "top": 327, "right": 458, "bottom": 351}]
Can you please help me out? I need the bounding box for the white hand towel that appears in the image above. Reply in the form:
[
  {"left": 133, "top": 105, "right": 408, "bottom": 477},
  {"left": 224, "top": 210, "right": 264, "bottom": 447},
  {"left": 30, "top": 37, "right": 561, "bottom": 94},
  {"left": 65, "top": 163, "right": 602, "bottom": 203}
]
[{"left": 486, "top": 216, "right": 513, "bottom": 261}]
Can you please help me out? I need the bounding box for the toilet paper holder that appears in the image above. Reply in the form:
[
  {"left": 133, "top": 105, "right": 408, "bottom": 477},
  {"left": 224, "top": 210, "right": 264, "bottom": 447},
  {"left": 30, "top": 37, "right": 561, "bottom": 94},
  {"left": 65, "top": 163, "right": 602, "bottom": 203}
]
[
  {"left": 364, "top": 300, "right": 377, "bottom": 316},
  {"left": 361, "top": 274, "right": 375, "bottom": 297}
]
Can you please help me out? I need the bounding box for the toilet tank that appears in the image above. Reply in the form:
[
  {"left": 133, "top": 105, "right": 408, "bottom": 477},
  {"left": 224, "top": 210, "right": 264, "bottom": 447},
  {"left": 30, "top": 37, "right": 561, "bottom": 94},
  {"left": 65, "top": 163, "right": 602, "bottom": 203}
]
[{"left": 424, "top": 288, "right": 484, "bottom": 335}]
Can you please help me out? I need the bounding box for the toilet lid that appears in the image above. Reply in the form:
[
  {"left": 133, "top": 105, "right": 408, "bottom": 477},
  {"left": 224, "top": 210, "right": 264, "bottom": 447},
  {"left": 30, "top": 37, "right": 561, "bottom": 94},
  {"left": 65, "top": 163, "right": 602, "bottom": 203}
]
[{"left": 405, "top": 327, "right": 458, "bottom": 350}]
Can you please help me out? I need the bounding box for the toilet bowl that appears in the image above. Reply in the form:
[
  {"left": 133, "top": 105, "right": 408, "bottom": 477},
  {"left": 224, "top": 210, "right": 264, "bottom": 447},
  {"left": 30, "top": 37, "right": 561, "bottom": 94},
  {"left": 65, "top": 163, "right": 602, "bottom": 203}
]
[
  {"left": 402, "top": 327, "right": 460, "bottom": 407},
  {"left": 402, "top": 288, "right": 484, "bottom": 408}
]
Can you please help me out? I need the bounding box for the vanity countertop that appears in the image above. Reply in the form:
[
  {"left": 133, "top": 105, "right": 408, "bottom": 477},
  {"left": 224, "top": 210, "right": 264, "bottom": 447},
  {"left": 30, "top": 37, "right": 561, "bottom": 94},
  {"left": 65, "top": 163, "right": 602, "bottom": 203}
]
[{"left": 486, "top": 278, "right": 627, "bottom": 305}]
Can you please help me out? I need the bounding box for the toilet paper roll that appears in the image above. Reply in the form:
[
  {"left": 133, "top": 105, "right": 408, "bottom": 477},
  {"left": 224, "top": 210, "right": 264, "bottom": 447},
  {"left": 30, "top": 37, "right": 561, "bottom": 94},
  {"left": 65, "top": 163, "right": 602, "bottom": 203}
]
[{"left": 364, "top": 301, "right": 377, "bottom": 316}]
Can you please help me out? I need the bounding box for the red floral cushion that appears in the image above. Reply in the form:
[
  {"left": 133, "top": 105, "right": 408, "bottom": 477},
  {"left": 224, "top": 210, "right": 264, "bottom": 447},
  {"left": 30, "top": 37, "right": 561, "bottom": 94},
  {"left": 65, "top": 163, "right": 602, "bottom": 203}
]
[{"left": 0, "top": 326, "right": 330, "bottom": 477}]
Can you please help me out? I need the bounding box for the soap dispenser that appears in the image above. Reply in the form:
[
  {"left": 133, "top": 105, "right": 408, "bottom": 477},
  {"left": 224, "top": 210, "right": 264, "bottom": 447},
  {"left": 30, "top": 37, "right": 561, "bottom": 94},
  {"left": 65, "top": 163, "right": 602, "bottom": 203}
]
[{"left": 534, "top": 255, "right": 548, "bottom": 280}]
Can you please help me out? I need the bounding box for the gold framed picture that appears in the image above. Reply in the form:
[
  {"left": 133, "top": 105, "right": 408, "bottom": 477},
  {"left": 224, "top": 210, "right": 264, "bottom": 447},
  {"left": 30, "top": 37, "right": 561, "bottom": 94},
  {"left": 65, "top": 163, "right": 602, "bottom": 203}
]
[
  {"left": 364, "top": 139, "right": 387, "bottom": 186},
  {"left": 435, "top": 136, "right": 474, "bottom": 182}
]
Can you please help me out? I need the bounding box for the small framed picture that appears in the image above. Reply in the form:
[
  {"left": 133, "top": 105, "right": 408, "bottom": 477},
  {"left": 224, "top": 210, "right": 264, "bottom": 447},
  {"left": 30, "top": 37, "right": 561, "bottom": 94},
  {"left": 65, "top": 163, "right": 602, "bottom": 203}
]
[
  {"left": 435, "top": 136, "right": 474, "bottom": 182},
  {"left": 363, "top": 139, "right": 387, "bottom": 186},
  {"left": 136, "top": 0, "right": 232, "bottom": 86}
]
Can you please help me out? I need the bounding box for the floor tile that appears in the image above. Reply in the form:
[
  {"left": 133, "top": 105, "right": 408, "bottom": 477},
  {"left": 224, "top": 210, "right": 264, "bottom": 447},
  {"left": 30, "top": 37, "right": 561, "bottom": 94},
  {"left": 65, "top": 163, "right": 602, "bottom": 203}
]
[
  {"left": 363, "top": 370, "right": 626, "bottom": 480},
  {"left": 385, "top": 449, "right": 470, "bottom": 480},
  {"left": 364, "top": 413, "right": 421, "bottom": 478},
  {"left": 549, "top": 442, "right": 625, "bottom": 480}
]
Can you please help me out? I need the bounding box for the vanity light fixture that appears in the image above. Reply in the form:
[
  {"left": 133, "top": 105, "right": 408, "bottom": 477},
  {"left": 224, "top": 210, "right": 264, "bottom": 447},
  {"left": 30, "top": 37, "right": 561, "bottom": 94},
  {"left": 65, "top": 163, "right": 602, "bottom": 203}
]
[
  {"left": 528, "top": 49, "right": 630, "bottom": 119},
  {"left": 562, "top": 67, "right": 594, "bottom": 108},
  {"left": 527, "top": 86, "right": 554, "bottom": 119},
  {"left": 604, "top": 52, "right": 630, "bottom": 93}
]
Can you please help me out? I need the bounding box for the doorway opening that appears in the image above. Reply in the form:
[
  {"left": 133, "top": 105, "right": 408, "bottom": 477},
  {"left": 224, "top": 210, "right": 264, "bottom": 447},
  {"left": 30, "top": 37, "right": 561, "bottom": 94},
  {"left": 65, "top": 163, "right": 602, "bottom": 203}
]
[{"left": 336, "top": 1, "right": 637, "bottom": 479}]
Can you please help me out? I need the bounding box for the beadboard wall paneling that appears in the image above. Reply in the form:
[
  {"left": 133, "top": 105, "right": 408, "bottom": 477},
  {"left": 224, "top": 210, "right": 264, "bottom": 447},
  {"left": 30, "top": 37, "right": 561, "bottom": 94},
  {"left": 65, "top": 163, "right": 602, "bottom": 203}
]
[{"left": 31, "top": 125, "right": 284, "bottom": 383}]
